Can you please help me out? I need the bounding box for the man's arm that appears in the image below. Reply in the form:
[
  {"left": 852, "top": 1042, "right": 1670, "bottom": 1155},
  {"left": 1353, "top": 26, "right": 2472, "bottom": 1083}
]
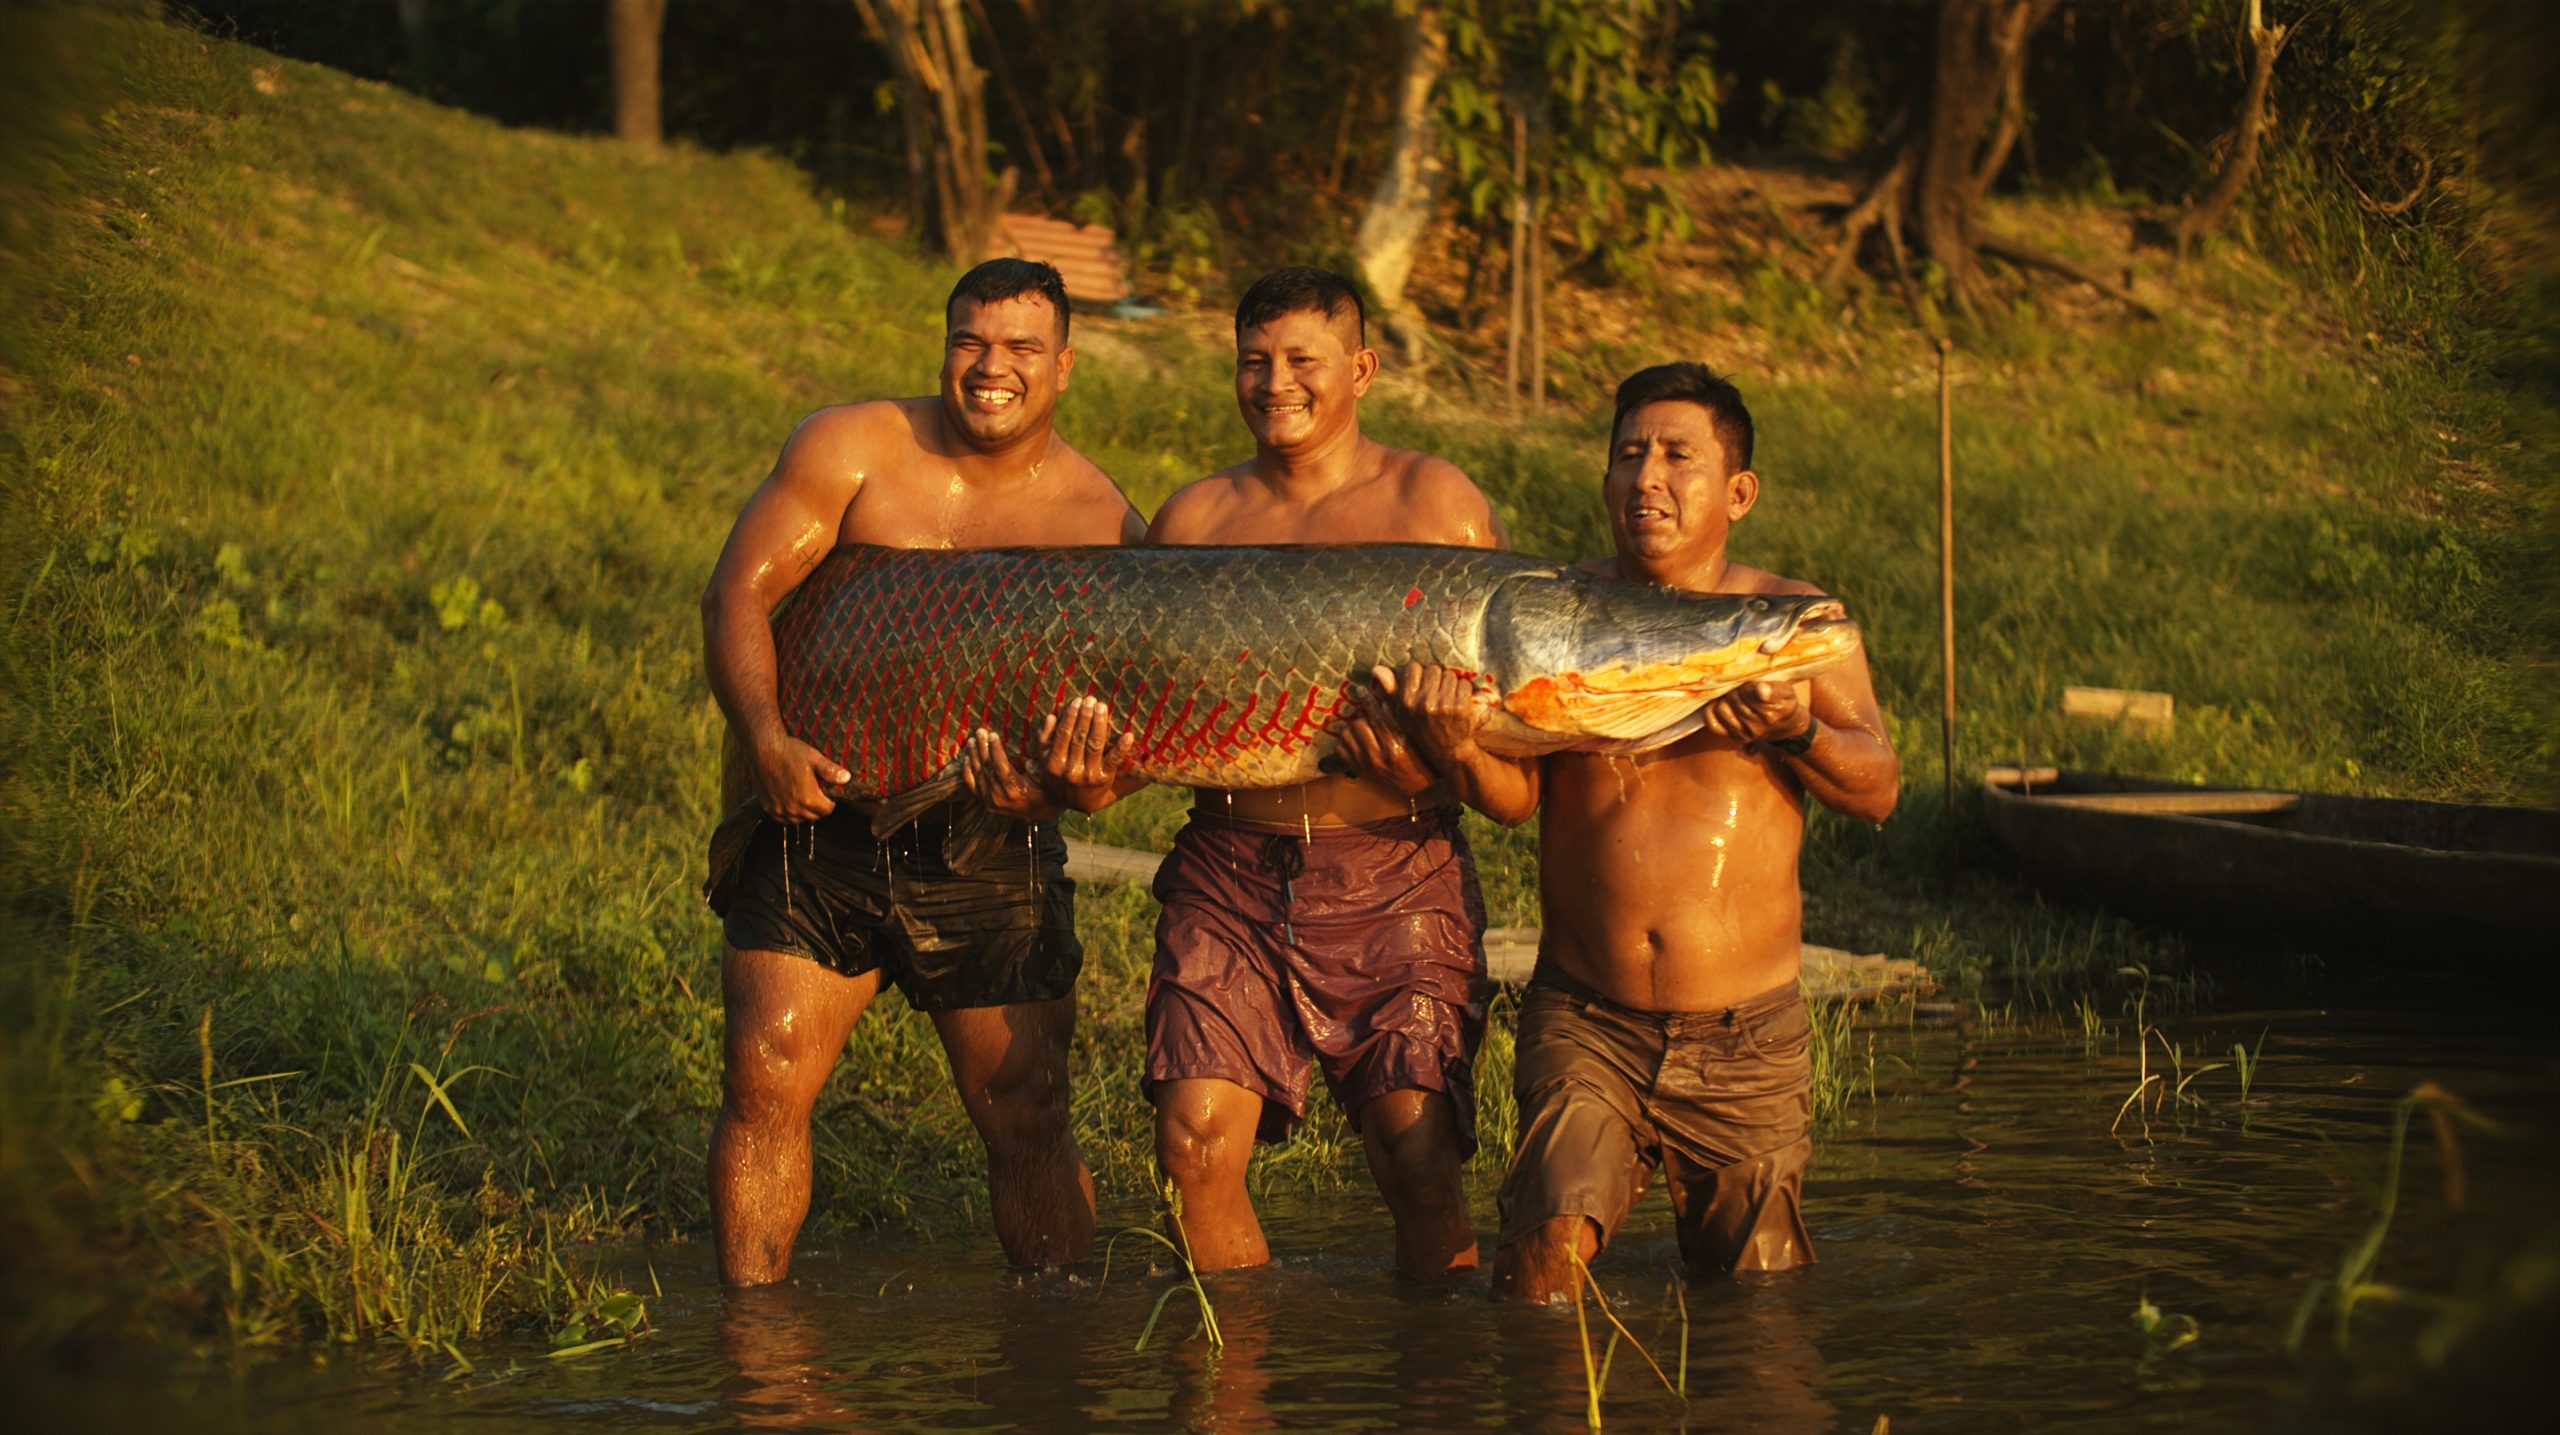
[{"left": 701, "top": 408, "right": 868, "bottom": 821}]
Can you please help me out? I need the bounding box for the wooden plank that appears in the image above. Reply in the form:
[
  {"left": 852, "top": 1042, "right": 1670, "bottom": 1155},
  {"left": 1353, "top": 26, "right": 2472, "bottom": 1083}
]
[
  {"left": 1062, "top": 839, "right": 1163, "bottom": 886},
  {"left": 2037, "top": 790, "right": 2301, "bottom": 816},
  {"left": 1063, "top": 843, "right": 1934, "bottom": 1002},
  {"left": 2062, "top": 685, "right": 2174, "bottom": 729},
  {"left": 998, "top": 213, "right": 1132, "bottom": 303}
]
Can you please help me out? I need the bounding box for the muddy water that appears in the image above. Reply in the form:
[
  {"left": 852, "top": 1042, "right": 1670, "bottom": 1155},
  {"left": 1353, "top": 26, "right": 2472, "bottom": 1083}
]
[{"left": 30, "top": 996, "right": 2559, "bottom": 1431}]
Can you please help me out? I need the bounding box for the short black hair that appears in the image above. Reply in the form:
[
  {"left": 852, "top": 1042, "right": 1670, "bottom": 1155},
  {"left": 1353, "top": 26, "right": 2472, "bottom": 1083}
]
[
  {"left": 945, "top": 258, "right": 1071, "bottom": 340},
  {"left": 1608, "top": 362, "right": 1753, "bottom": 473},
  {"left": 1234, "top": 265, "right": 1366, "bottom": 349}
]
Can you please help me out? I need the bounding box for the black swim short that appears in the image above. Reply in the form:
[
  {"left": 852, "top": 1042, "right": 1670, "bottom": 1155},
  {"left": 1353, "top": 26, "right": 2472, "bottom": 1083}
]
[{"left": 709, "top": 808, "right": 1082, "bottom": 1011}]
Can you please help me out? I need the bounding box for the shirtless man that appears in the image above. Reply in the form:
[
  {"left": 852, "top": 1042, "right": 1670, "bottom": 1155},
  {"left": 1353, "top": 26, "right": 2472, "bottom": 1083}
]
[
  {"left": 1140, "top": 266, "right": 1534, "bottom": 1279},
  {"left": 700, "top": 258, "right": 1144, "bottom": 1287},
  {"left": 1473, "top": 362, "right": 1900, "bottom": 1301}
]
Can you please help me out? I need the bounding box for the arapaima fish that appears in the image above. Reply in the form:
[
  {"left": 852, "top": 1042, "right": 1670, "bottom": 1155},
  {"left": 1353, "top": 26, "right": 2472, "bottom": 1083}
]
[{"left": 708, "top": 543, "right": 1860, "bottom": 877}]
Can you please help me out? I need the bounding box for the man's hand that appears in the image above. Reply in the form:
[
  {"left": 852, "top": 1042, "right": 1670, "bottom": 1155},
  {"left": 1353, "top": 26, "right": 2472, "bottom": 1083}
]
[
  {"left": 1331, "top": 672, "right": 1440, "bottom": 796},
  {"left": 1038, "top": 696, "right": 1133, "bottom": 812},
  {"left": 1699, "top": 680, "right": 1813, "bottom": 748},
  {"left": 961, "top": 726, "right": 1060, "bottom": 821},
  {"left": 1382, "top": 662, "right": 1495, "bottom": 769},
  {"left": 960, "top": 697, "right": 1132, "bottom": 818},
  {"left": 752, "top": 730, "right": 850, "bottom": 823}
]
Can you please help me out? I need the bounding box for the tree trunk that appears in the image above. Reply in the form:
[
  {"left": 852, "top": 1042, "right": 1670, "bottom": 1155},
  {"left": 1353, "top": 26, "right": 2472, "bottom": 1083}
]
[
  {"left": 1352, "top": 3, "right": 1450, "bottom": 363},
  {"left": 396, "top": 0, "right": 434, "bottom": 87},
  {"left": 607, "top": 0, "right": 667, "bottom": 148},
  {"left": 1905, "top": 0, "right": 2043, "bottom": 314},
  {"left": 854, "top": 0, "right": 1002, "bottom": 262},
  {"left": 2172, "top": 0, "right": 2291, "bottom": 264},
  {"left": 962, "top": 0, "right": 1058, "bottom": 205},
  {"left": 1824, "top": 0, "right": 2153, "bottom": 320}
]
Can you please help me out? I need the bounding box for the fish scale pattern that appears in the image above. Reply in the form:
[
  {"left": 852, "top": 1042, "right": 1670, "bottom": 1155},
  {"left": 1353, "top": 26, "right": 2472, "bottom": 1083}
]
[{"left": 771, "top": 543, "right": 1532, "bottom": 798}]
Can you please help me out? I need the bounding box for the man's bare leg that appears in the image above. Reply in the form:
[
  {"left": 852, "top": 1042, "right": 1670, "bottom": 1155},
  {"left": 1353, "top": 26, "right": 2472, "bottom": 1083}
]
[
  {"left": 930, "top": 995, "right": 1096, "bottom": 1266},
  {"left": 1357, "top": 1089, "right": 1479, "bottom": 1278},
  {"left": 711, "top": 947, "right": 881, "bottom": 1287},
  {"left": 1152, "top": 1077, "right": 1269, "bottom": 1271},
  {"left": 1489, "top": 1214, "right": 1600, "bottom": 1303}
]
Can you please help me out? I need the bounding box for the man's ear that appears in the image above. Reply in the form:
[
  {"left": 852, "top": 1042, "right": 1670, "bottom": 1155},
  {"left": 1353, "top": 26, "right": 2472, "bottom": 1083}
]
[
  {"left": 1056, "top": 344, "right": 1076, "bottom": 391},
  {"left": 1727, "top": 468, "right": 1760, "bottom": 520},
  {"left": 1350, "top": 344, "right": 1379, "bottom": 396}
]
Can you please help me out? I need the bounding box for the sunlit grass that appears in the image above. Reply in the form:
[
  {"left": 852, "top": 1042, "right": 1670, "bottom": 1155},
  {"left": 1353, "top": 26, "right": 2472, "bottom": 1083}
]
[{"left": 1, "top": 5, "right": 2550, "bottom": 1360}]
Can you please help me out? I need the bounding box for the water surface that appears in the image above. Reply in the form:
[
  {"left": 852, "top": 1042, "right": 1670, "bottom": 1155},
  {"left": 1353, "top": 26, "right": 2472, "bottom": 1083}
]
[{"left": 28, "top": 997, "right": 2558, "bottom": 1431}]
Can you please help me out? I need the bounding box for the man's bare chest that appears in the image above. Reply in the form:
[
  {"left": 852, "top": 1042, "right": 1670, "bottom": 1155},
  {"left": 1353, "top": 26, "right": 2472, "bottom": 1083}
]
[{"left": 840, "top": 469, "right": 1088, "bottom": 549}]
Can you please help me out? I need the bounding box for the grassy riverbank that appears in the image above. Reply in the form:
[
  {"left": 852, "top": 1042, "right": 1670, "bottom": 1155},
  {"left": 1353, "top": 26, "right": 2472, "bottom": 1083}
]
[{"left": 3, "top": 10, "right": 2549, "bottom": 1359}]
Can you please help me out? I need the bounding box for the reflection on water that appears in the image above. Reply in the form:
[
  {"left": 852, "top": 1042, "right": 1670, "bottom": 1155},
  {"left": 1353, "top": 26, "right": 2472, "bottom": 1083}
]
[{"left": 23, "top": 1000, "right": 2560, "bottom": 1431}]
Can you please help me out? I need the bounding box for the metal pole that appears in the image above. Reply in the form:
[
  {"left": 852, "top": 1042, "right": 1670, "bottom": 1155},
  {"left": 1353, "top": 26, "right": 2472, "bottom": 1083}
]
[{"left": 1936, "top": 337, "right": 1958, "bottom": 870}]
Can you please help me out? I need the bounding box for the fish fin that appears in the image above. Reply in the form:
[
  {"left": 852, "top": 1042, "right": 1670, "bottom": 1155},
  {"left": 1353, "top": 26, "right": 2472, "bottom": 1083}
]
[
  {"left": 940, "top": 797, "right": 1017, "bottom": 878},
  {"left": 869, "top": 762, "right": 965, "bottom": 841},
  {"left": 704, "top": 798, "right": 766, "bottom": 910}
]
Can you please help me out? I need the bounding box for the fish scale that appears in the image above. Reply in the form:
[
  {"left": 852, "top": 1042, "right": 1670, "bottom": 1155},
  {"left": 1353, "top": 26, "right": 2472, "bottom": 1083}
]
[{"left": 776, "top": 543, "right": 1503, "bottom": 796}]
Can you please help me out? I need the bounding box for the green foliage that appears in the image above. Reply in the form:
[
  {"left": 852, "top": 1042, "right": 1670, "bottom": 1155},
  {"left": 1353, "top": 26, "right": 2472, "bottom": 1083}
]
[{"left": 1442, "top": 0, "right": 1719, "bottom": 273}]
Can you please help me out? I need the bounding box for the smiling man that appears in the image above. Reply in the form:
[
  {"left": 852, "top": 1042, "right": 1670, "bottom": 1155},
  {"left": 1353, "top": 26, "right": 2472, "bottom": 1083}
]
[
  {"left": 1481, "top": 362, "right": 1898, "bottom": 1302},
  {"left": 699, "top": 258, "right": 1143, "bottom": 1287},
  {"left": 1134, "top": 266, "right": 1532, "bottom": 1279}
]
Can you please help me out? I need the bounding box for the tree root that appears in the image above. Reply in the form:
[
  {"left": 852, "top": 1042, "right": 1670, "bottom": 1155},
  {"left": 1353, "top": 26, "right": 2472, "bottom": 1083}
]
[{"left": 1974, "top": 232, "right": 2158, "bottom": 318}]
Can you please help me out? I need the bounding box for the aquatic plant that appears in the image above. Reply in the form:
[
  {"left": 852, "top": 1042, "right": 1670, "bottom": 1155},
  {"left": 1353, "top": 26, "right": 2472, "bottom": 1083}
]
[
  {"left": 1562, "top": 1247, "right": 1685, "bottom": 1430},
  {"left": 1100, "top": 1183, "right": 1224, "bottom": 1353},
  {"left": 2288, "top": 1080, "right": 2504, "bottom": 1358},
  {"left": 2231, "top": 1026, "right": 2269, "bottom": 1108},
  {"left": 2133, "top": 1293, "right": 2201, "bottom": 1354},
  {"left": 1806, "top": 995, "right": 1877, "bottom": 1126}
]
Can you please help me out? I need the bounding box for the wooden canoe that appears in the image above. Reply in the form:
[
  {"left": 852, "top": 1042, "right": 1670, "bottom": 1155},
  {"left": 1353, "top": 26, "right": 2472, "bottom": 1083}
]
[{"left": 1980, "top": 767, "right": 2560, "bottom": 951}]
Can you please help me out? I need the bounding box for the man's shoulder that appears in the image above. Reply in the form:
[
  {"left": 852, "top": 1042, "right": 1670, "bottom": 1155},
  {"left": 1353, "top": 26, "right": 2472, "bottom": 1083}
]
[
  {"left": 1148, "top": 463, "right": 1254, "bottom": 538},
  {"left": 1732, "top": 562, "right": 1826, "bottom": 598},
  {"left": 1383, "top": 446, "right": 1485, "bottom": 499},
  {"left": 784, "top": 398, "right": 923, "bottom": 461},
  {"left": 1378, "top": 445, "right": 1500, "bottom": 544}
]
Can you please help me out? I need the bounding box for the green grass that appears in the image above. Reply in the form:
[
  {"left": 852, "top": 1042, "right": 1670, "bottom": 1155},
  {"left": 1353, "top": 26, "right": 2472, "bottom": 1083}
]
[{"left": 2, "top": 9, "right": 2551, "bottom": 1359}]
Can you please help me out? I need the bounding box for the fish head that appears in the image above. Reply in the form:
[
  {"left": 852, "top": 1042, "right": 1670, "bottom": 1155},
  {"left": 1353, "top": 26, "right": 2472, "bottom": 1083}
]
[{"left": 1480, "top": 573, "right": 1861, "bottom": 754}]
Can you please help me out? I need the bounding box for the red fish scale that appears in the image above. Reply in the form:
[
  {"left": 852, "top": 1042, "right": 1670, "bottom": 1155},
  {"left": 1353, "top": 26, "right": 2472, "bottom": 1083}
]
[{"left": 770, "top": 544, "right": 1516, "bottom": 798}]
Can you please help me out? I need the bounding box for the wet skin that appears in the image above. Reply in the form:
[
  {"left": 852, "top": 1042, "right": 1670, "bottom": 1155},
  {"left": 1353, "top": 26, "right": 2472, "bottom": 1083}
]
[
  {"left": 1487, "top": 398, "right": 1900, "bottom": 1305},
  {"left": 1087, "top": 302, "right": 1528, "bottom": 1281},
  {"left": 700, "top": 292, "right": 1144, "bottom": 1287}
]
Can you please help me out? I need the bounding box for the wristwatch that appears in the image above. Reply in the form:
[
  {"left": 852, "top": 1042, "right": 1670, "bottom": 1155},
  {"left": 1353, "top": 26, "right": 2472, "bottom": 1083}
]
[{"left": 1766, "top": 717, "right": 1819, "bottom": 758}]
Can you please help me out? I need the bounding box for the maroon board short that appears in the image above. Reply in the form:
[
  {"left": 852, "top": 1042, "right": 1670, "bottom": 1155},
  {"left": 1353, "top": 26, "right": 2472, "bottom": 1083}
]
[
  {"left": 1497, "top": 967, "right": 1815, "bottom": 1273},
  {"left": 1145, "top": 806, "right": 1489, "bottom": 1152}
]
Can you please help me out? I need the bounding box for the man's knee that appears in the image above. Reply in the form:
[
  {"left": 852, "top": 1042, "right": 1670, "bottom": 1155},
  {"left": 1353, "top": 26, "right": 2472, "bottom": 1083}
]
[
  {"left": 720, "top": 1033, "right": 828, "bottom": 1131},
  {"left": 972, "top": 1062, "right": 1074, "bottom": 1160},
  {"left": 1362, "top": 1092, "right": 1466, "bottom": 1197},
  {"left": 1155, "top": 1104, "right": 1249, "bottom": 1189},
  {"left": 1489, "top": 1215, "right": 1595, "bottom": 1303}
]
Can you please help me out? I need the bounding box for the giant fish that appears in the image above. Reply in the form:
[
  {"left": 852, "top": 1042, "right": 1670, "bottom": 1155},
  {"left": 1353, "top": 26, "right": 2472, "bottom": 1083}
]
[{"left": 716, "top": 543, "right": 1859, "bottom": 861}]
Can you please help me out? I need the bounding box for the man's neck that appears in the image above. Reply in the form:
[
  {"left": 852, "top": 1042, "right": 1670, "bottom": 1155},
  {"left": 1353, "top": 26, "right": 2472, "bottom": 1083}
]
[
  {"left": 935, "top": 408, "right": 1056, "bottom": 487},
  {"left": 1619, "top": 546, "right": 1732, "bottom": 593},
  {"left": 1253, "top": 425, "right": 1370, "bottom": 501}
]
